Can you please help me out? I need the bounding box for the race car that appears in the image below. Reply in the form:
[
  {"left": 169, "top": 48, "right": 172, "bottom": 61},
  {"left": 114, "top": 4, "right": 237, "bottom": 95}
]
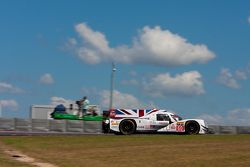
[{"left": 108, "top": 109, "right": 209, "bottom": 135}]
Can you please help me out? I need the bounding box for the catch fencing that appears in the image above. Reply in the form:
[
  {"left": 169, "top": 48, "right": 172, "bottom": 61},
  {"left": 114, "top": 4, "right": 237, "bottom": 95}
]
[{"left": 0, "top": 118, "right": 102, "bottom": 134}]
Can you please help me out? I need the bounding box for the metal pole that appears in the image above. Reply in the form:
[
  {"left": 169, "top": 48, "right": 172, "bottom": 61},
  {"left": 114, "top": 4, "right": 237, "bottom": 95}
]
[
  {"left": 0, "top": 102, "right": 2, "bottom": 117},
  {"left": 109, "top": 62, "right": 116, "bottom": 109}
]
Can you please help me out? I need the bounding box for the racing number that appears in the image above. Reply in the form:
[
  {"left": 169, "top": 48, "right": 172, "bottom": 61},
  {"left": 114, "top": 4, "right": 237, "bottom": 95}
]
[{"left": 176, "top": 123, "right": 185, "bottom": 132}]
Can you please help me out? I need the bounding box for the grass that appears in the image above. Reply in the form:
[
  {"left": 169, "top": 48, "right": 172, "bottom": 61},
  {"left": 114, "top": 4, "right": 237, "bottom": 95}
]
[
  {"left": 0, "top": 135, "right": 250, "bottom": 167},
  {"left": 0, "top": 153, "right": 33, "bottom": 167},
  {"left": 0, "top": 144, "right": 33, "bottom": 167}
]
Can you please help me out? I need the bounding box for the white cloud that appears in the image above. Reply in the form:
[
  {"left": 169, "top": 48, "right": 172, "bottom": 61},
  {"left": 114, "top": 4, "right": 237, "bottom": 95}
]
[
  {"left": 100, "top": 90, "right": 156, "bottom": 109},
  {"left": 227, "top": 108, "right": 250, "bottom": 126},
  {"left": 129, "top": 71, "right": 138, "bottom": 77},
  {"left": 50, "top": 96, "right": 74, "bottom": 106},
  {"left": 217, "top": 68, "right": 240, "bottom": 89},
  {"left": 68, "top": 38, "right": 77, "bottom": 46},
  {"left": 121, "top": 79, "right": 139, "bottom": 86},
  {"left": 143, "top": 71, "right": 205, "bottom": 97},
  {"left": 235, "top": 70, "right": 248, "bottom": 80},
  {"left": 0, "top": 82, "right": 24, "bottom": 93},
  {"left": 197, "top": 114, "right": 223, "bottom": 125},
  {"left": 217, "top": 66, "right": 250, "bottom": 89},
  {"left": 81, "top": 87, "right": 99, "bottom": 96},
  {"left": 69, "top": 23, "right": 215, "bottom": 67},
  {"left": 39, "top": 73, "right": 54, "bottom": 85},
  {"left": 198, "top": 108, "right": 250, "bottom": 126},
  {"left": 248, "top": 16, "right": 250, "bottom": 24},
  {"left": 0, "top": 100, "right": 18, "bottom": 111}
]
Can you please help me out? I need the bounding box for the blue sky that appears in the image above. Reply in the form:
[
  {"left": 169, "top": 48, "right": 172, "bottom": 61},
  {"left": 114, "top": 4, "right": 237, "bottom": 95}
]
[{"left": 0, "top": 0, "right": 250, "bottom": 125}]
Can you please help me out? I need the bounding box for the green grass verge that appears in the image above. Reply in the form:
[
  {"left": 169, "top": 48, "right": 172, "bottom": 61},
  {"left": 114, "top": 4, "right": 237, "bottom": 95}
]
[
  {"left": 0, "top": 150, "right": 33, "bottom": 167},
  {"left": 1, "top": 135, "right": 250, "bottom": 167}
]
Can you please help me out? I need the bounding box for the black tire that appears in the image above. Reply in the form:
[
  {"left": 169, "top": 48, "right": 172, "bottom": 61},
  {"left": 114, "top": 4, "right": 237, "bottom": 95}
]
[
  {"left": 102, "top": 123, "right": 110, "bottom": 133},
  {"left": 185, "top": 121, "right": 200, "bottom": 135},
  {"left": 119, "top": 119, "right": 136, "bottom": 135}
]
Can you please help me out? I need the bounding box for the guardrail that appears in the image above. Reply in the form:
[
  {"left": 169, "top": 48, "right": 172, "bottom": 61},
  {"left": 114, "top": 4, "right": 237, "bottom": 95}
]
[
  {"left": 0, "top": 118, "right": 250, "bottom": 134},
  {"left": 208, "top": 125, "right": 250, "bottom": 134},
  {"left": 0, "top": 118, "right": 102, "bottom": 134}
]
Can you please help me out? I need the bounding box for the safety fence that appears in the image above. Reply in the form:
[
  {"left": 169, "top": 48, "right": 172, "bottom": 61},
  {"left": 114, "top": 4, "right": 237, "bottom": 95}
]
[
  {"left": 0, "top": 118, "right": 102, "bottom": 134},
  {"left": 208, "top": 125, "right": 250, "bottom": 134},
  {"left": 0, "top": 118, "right": 250, "bottom": 134}
]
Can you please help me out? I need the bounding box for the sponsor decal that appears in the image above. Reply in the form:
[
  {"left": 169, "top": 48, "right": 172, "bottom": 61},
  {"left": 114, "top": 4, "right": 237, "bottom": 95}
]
[
  {"left": 111, "top": 120, "right": 119, "bottom": 126},
  {"left": 170, "top": 124, "right": 176, "bottom": 130},
  {"left": 176, "top": 122, "right": 185, "bottom": 132},
  {"left": 150, "top": 125, "right": 155, "bottom": 128},
  {"left": 145, "top": 125, "right": 151, "bottom": 129},
  {"left": 137, "top": 126, "right": 144, "bottom": 129}
]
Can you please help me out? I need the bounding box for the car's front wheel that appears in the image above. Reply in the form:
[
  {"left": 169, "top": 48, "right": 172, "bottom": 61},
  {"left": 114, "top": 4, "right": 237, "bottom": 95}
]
[
  {"left": 185, "top": 121, "right": 200, "bottom": 135},
  {"left": 119, "top": 119, "right": 136, "bottom": 135}
]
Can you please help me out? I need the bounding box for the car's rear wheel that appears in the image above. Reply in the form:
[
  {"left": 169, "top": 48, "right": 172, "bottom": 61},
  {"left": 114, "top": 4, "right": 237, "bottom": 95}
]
[
  {"left": 119, "top": 119, "right": 136, "bottom": 135},
  {"left": 185, "top": 121, "right": 200, "bottom": 135}
]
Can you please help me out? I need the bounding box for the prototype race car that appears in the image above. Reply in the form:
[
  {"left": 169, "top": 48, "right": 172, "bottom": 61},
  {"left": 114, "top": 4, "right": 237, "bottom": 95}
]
[{"left": 108, "top": 109, "right": 209, "bottom": 135}]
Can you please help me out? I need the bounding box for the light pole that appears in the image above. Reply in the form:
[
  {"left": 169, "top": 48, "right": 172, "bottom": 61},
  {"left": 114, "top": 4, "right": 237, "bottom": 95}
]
[
  {"left": 109, "top": 62, "right": 116, "bottom": 109},
  {"left": 0, "top": 102, "right": 2, "bottom": 118}
]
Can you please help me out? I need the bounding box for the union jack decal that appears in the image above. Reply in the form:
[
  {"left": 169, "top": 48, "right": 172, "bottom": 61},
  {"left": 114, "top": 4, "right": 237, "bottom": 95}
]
[{"left": 111, "top": 109, "right": 159, "bottom": 118}]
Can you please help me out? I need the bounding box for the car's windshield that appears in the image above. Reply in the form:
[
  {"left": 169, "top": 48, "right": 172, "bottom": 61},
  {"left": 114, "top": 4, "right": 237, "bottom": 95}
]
[
  {"left": 171, "top": 114, "right": 183, "bottom": 121},
  {"left": 157, "top": 114, "right": 170, "bottom": 121}
]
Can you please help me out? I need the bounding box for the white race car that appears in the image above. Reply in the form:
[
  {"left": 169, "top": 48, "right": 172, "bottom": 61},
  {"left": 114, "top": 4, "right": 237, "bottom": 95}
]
[{"left": 108, "top": 109, "right": 209, "bottom": 135}]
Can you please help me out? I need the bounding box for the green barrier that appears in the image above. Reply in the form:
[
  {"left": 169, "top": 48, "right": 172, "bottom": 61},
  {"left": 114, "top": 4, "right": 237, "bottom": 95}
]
[{"left": 52, "top": 113, "right": 103, "bottom": 121}]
